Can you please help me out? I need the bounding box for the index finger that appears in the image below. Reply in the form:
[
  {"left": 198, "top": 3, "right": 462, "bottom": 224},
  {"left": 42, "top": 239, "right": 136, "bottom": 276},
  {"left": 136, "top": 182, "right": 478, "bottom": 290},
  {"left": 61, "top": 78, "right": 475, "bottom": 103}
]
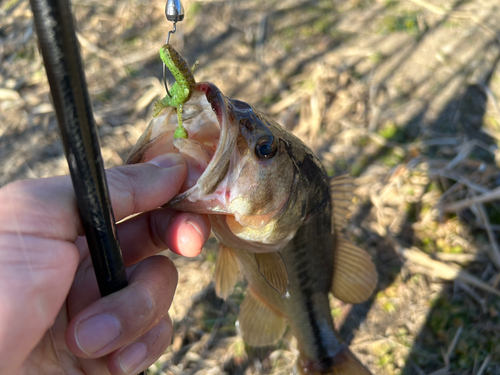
[
  {"left": 0, "top": 154, "right": 187, "bottom": 242},
  {"left": 107, "top": 154, "right": 186, "bottom": 222}
]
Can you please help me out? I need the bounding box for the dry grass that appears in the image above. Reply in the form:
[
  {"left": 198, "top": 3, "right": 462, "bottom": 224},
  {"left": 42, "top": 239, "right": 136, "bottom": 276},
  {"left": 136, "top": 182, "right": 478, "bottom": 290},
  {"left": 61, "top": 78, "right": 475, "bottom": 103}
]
[{"left": 2, "top": 0, "right": 500, "bottom": 374}]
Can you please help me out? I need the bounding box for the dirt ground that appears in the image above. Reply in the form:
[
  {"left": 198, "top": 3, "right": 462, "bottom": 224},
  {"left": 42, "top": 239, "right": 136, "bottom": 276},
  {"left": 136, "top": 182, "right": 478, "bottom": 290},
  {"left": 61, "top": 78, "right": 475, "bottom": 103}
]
[{"left": 2, "top": 0, "right": 500, "bottom": 374}]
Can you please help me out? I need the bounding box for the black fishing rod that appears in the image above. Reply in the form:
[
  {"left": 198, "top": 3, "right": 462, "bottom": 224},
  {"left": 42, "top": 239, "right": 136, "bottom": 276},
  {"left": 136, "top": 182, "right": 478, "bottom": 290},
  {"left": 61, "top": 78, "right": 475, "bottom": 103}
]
[
  {"left": 29, "top": 0, "right": 144, "bottom": 373},
  {"left": 29, "top": 0, "right": 127, "bottom": 298}
]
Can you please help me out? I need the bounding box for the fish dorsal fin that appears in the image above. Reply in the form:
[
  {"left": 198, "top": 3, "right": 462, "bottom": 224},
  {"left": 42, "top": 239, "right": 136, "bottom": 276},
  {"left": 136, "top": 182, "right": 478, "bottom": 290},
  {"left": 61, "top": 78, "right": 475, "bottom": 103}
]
[
  {"left": 255, "top": 252, "right": 289, "bottom": 297},
  {"left": 332, "top": 238, "right": 377, "bottom": 304},
  {"left": 238, "top": 287, "right": 287, "bottom": 346},
  {"left": 330, "top": 175, "right": 355, "bottom": 231},
  {"left": 215, "top": 244, "right": 240, "bottom": 300}
]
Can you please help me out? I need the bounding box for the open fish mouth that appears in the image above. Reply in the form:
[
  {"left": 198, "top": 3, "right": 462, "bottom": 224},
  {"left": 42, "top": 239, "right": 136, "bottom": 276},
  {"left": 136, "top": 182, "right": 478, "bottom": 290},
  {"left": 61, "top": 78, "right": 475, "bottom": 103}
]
[
  {"left": 127, "top": 81, "right": 298, "bottom": 252},
  {"left": 127, "top": 82, "right": 239, "bottom": 214}
]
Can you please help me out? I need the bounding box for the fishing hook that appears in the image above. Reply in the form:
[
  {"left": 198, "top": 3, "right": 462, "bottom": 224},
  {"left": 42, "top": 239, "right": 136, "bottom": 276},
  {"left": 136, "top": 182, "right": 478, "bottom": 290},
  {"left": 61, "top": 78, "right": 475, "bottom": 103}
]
[{"left": 163, "top": 23, "right": 177, "bottom": 97}]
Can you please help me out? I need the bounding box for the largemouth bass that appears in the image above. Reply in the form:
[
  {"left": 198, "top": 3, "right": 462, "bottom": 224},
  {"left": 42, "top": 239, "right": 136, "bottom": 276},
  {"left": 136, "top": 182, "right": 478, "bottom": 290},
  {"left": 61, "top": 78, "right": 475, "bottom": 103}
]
[{"left": 127, "top": 81, "right": 377, "bottom": 374}]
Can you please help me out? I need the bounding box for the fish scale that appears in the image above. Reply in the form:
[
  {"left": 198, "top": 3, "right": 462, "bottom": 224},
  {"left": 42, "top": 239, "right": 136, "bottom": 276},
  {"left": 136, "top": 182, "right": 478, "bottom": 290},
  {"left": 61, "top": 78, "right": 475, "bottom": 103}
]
[{"left": 283, "top": 208, "right": 338, "bottom": 365}]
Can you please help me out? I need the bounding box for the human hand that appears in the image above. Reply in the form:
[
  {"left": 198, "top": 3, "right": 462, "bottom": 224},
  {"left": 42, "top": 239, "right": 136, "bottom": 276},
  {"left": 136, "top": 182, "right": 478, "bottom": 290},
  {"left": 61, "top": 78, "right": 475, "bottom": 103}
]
[{"left": 0, "top": 154, "right": 210, "bottom": 375}]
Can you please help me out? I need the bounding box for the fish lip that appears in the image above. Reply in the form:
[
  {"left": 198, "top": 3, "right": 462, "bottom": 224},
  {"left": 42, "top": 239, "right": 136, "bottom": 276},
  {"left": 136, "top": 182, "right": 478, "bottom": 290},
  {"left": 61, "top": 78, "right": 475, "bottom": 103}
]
[{"left": 168, "top": 82, "right": 237, "bottom": 208}]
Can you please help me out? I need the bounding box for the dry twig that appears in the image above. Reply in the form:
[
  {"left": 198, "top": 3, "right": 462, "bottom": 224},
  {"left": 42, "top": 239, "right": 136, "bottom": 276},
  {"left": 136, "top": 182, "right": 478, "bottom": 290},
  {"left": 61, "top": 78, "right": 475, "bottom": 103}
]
[
  {"left": 445, "top": 326, "right": 462, "bottom": 366},
  {"left": 433, "top": 253, "right": 480, "bottom": 264},
  {"left": 443, "top": 187, "right": 500, "bottom": 213},
  {"left": 409, "top": 0, "right": 500, "bottom": 44},
  {"left": 474, "top": 203, "right": 500, "bottom": 269},
  {"left": 476, "top": 354, "right": 491, "bottom": 375},
  {"left": 389, "top": 236, "right": 500, "bottom": 297},
  {"left": 427, "top": 325, "right": 462, "bottom": 375}
]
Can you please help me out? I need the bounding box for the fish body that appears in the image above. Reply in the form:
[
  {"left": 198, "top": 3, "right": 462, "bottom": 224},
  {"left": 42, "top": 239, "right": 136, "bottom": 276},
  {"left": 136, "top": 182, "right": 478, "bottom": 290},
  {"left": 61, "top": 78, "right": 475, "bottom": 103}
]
[{"left": 127, "top": 82, "right": 377, "bottom": 374}]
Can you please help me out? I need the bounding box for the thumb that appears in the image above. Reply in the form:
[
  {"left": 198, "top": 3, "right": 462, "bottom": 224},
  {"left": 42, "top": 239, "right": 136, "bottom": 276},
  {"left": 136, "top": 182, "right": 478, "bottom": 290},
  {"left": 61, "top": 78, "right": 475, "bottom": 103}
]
[{"left": 108, "top": 153, "right": 186, "bottom": 221}]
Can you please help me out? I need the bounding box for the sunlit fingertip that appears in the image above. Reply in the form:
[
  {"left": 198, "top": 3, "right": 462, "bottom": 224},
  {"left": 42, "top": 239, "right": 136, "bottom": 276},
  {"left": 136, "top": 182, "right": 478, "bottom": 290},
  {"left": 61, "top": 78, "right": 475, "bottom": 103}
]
[
  {"left": 186, "top": 216, "right": 209, "bottom": 242},
  {"left": 176, "top": 218, "right": 206, "bottom": 257}
]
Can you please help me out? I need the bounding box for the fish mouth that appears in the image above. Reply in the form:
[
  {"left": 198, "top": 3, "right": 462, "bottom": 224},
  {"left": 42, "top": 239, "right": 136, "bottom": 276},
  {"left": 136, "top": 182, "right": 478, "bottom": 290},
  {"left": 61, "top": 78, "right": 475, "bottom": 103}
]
[
  {"left": 127, "top": 82, "right": 238, "bottom": 213},
  {"left": 127, "top": 82, "right": 300, "bottom": 252}
]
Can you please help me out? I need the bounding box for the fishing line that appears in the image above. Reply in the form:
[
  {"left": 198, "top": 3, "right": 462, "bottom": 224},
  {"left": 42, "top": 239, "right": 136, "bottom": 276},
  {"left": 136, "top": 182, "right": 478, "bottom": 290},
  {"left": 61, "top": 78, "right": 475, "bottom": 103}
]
[{"left": 163, "top": 0, "right": 185, "bottom": 96}]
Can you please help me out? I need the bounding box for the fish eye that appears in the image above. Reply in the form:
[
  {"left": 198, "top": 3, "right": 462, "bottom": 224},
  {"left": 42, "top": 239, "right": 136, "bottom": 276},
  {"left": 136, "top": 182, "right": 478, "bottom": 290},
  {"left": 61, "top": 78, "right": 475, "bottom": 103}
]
[{"left": 255, "top": 136, "right": 278, "bottom": 159}]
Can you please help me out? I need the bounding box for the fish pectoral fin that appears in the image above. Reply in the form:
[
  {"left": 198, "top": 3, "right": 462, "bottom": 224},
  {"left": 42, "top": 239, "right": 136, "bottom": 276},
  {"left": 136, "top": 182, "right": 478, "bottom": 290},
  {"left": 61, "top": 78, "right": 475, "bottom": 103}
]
[
  {"left": 332, "top": 238, "right": 377, "bottom": 304},
  {"left": 255, "top": 252, "right": 289, "bottom": 297},
  {"left": 215, "top": 244, "right": 240, "bottom": 300},
  {"left": 238, "top": 288, "right": 287, "bottom": 346},
  {"left": 330, "top": 175, "right": 355, "bottom": 232}
]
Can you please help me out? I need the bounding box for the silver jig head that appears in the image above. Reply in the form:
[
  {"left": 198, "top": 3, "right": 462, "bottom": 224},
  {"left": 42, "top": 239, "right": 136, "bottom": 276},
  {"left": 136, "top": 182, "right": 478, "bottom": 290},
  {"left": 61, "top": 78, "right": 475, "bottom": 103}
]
[
  {"left": 163, "top": 0, "right": 184, "bottom": 97},
  {"left": 165, "top": 0, "right": 184, "bottom": 23}
]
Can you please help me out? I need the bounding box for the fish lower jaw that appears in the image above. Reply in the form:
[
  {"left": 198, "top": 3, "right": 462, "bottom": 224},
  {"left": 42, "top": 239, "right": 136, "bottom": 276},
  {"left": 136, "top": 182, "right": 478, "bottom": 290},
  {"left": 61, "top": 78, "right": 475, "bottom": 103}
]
[{"left": 210, "top": 215, "right": 287, "bottom": 253}]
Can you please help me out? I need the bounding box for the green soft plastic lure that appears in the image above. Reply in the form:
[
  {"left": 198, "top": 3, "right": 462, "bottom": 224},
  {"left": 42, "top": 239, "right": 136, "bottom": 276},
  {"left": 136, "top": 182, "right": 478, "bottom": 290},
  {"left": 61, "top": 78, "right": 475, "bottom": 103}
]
[{"left": 153, "top": 44, "right": 198, "bottom": 139}]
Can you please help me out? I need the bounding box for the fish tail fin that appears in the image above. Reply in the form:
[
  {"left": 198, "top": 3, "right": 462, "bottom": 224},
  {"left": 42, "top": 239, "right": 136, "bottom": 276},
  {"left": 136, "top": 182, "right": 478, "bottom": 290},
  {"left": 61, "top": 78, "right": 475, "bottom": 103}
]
[
  {"left": 328, "top": 347, "right": 372, "bottom": 374},
  {"left": 297, "top": 346, "right": 372, "bottom": 375}
]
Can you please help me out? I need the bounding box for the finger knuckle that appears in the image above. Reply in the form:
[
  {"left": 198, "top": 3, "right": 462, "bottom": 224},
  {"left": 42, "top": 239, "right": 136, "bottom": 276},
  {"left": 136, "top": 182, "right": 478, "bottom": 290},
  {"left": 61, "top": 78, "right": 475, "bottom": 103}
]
[
  {"left": 0, "top": 180, "right": 30, "bottom": 208},
  {"left": 107, "top": 167, "right": 139, "bottom": 213},
  {"left": 136, "top": 282, "right": 158, "bottom": 313},
  {"left": 157, "top": 256, "right": 178, "bottom": 285}
]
